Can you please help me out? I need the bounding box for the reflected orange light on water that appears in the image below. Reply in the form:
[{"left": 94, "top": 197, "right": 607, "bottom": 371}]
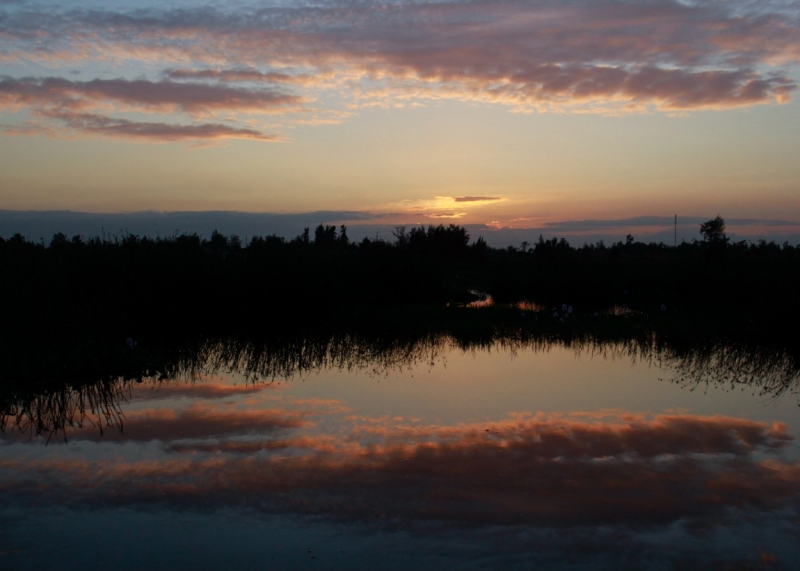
[{"left": 3, "top": 395, "right": 798, "bottom": 529}]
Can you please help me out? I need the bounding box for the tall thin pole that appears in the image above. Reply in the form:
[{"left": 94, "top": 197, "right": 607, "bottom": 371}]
[{"left": 674, "top": 215, "right": 677, "bottom": 247}]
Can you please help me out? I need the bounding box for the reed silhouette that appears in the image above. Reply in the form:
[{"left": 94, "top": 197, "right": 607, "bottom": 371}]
[{"left": 2, "top": 313, "right": 798, "bottom": 440}]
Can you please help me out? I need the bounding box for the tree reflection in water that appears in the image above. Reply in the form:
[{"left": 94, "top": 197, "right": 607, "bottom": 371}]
[{"left": 2, "top": 326, "right": 797, "bottom": 439}]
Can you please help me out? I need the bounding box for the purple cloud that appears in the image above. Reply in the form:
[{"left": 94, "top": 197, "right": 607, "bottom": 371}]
[
  {"left": 0, "top": 76, "right": 300, "bottom": 113},
  {"left": 1, "top": 1, "right": 794, "bottom": 110},
  {"left": 0, "top": 76, "right": 297, "bottom": 140},
  {"left": 38, "top": 111, "right": 275, "bottom": 142},
  {"left": 454, "top": 196, "right": 503, "bottom": 203},
  {"left": 164, "top": 68, "right": 313, "bottom": 85},
  {"left": 0, "top": 0, "right": 798, "bottom": 142}
]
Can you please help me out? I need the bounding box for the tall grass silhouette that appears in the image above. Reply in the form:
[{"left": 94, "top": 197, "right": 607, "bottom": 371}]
[{"left": 2, "top": 315, "right": 798, "bottom": 440}]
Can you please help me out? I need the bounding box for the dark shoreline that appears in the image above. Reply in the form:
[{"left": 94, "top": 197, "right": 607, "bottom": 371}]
[{"left": 2, "top": 223, "right": 798, "bottom": 343}]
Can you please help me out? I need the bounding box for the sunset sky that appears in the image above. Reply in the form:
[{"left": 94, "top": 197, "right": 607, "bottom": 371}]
[{"left": 1, "top": 0, "right": 799, "bottom": 241}]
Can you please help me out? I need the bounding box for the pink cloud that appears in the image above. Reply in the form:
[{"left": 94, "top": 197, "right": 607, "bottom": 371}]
[
  {"left": 0, "top": 0, "right": 797, "bottom": 146},
  {"left": 107, "top": 401, "right": 308, "bottom": 442},
  {"left": 0, "top": 77, "right": 301, "bottom": 114},
  {"left": 426, "top": 212, "right": 466, "bottom": 219},
  {"left": 0, "top": 1, "right": 797, "bottom": 113},
  {"left": 453, "top": 196, "right": 503, "bottom": 203},
  {"left": 0, "top": 76, "right": 298, "bottom": 140},
  {"left": 27, "top": 110, "right": 275, "bottom": 142},
  {"left": 1, "top": 401, "right": 307, "bottom": 443},
  {"left": 164, "top": 68, "right": 314, "bottom": 85}
]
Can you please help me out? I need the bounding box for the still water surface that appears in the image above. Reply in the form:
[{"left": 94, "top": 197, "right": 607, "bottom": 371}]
[{"left": 2, "top": 338, "right": 799, "bottom": 570}]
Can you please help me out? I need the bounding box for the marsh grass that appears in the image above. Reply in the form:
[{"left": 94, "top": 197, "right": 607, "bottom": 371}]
[{"left": 2, "top": 306, "right": 797, "bottom": 440}]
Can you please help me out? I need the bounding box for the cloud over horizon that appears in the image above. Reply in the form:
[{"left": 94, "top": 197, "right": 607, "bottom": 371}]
[
  {"left": 0, "top": 75, "right": 299, "bottom": 141},
  {"left": 1, "top": 0, "right": 799, "bottom": 141},
  {"left": 0, "top": 77, "right": 300, "bottom": 114},
  {"left": 454, "top": 196, "right": 503, "bottom": 203},
  {"left": 2, "top": 209, "right": 799, "bottom": 246}
]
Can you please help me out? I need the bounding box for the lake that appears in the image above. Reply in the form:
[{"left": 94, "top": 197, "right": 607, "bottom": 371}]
[{"left": 1, "top": 329, "right": 798, "bottom": 570}]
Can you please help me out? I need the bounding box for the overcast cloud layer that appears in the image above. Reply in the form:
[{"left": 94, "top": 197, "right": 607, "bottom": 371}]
[{"left": 1, "top": 0, "right": 799, "bottom": 141}]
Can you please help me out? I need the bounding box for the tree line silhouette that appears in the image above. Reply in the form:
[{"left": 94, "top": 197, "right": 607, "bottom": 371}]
[{"left": 1, "top": 218, "right": 798, "bottom": 347}]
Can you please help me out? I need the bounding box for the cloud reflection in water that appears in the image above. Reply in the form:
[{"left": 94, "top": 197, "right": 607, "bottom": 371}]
[
  {"left": 2, "top": 332, "right": 799, "bottom": 569},
  {"left": 3, "top": 396, "right": 798, "bottom": 533}
]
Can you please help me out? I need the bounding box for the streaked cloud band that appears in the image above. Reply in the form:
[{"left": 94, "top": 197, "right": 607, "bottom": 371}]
[{"left": 1, "top": 0, "right": 799, "bottom": 141}]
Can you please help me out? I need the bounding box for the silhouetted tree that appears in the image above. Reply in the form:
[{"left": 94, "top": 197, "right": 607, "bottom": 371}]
[
  {"left": 209, "top": 230, "right": 228, "bottom": 251},
  {"left": 314, "top": 224, "right": 338, "bottom": 246},
  {"left": 700, "top": 216, "right": 728, "bottom": 244},
  {"left": 392, "top": 226, "right": 409, "bottom": 247}
]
